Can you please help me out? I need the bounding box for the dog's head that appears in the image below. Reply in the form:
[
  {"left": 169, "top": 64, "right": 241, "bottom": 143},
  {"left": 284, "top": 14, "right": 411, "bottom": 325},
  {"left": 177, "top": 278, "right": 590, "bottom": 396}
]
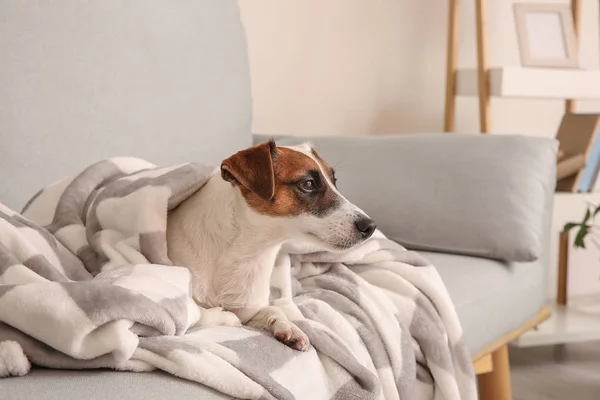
[{"left": 220, "top": 139, "right": 376, "bottom": 250}]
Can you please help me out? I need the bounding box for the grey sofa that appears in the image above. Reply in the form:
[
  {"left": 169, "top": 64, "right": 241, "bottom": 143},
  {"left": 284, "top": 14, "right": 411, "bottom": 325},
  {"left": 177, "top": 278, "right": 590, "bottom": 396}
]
[{"left": 1, "top": 1, "right": 557, "bottom": 399}]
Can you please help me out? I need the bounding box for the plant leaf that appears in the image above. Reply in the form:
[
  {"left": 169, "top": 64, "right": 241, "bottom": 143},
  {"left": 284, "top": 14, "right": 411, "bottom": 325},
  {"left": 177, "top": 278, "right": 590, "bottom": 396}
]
[
  {"left": 563, "top": 222, "right": 579, "bottom": 234},
  {"left": 583, "top": 208, "right": 592, "bottom": 223},
  {"left": 593, "top": 204, "right": 600, "bottom": 217},
  {"left": 574, "top": 224, "right": 591, "bottom": 249}
]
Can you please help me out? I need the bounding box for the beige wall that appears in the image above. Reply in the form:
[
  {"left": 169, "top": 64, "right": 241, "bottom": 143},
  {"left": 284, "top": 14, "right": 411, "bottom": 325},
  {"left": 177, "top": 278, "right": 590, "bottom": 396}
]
[
  {"left": 239, "top": 0, "right": 600, "bottom": 138},
  {"left": 239, "top": 0, "right": 600, "bottom": 300}
]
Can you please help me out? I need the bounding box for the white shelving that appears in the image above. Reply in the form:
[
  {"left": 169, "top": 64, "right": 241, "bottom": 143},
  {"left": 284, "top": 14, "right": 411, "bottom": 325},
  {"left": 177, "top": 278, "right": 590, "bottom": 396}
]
[
  {"left": 513, "top": 295, "right": 600, "bottom": 347},
  {"left": 456, "top": 67, "right": 600, "bottom": 100}
]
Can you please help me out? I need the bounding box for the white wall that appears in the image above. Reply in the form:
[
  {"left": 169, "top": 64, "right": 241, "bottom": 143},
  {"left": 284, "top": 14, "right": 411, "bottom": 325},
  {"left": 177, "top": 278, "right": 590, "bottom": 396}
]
[
  {"left": 239, "top": 0, "right": 600, "bottom": 301},
  {"left": 239, "top": 0, "right": 600, "bottom": 138}
]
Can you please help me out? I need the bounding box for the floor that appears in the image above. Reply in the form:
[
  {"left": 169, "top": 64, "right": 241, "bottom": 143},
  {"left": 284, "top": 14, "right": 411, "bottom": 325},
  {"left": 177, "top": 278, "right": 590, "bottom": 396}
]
[{"left": 510, "top": 341, "right": 600, "bottom": 400}]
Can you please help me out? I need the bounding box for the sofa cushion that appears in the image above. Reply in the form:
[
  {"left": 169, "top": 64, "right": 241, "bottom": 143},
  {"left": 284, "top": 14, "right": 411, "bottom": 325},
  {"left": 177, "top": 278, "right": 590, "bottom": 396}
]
[
  {"left": 0, "top": 0, "right": 252, "bottom": 210},
  {"left": 257, "top": 133, "right": 558, "bottom": 263},
  {"left": 419, "top": 250, "right": 547, "bottom": 355},
  {"left": 4, "top": 368, "right": 232, "bottom": 400}
]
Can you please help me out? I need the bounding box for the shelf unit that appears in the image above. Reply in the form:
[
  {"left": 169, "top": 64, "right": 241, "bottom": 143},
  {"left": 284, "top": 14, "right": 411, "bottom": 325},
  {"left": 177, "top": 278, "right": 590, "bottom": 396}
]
[
  {"left": 513, "top": 295, "right": 600, "bottom": 347},
  {"left": 444, "top": 0, "right": 582, "bottom": 134},
  {"left": 444, "top": 1, "right": 600, "bottom": 348},
  {"left": 456, "top": 67, "right": 600, "bottom": 100},
  {"left": 513, "top": 192, "right": 600, "bottom": 347}
]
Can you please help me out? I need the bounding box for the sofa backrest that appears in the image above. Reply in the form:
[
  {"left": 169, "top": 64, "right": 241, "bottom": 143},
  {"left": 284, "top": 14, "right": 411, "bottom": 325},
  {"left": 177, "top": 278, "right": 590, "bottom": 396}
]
[{"left": 0, "top": 0, "right": 252, "bottom": 210}]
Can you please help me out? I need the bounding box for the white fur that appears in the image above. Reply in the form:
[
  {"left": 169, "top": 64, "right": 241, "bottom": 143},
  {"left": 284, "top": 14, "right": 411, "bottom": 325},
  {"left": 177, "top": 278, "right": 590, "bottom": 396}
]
[
  {"left": 166, "top": 143, "right": 372, "bottom": 350},
  {"left": 0, "top": 340, "right": 31, "bottom": 377},
  {"left": 194, "top": 307, "right": 242, "bottom": 328},
  {"left": 283, "top": 143, "right": 371, "bottom": 250}
]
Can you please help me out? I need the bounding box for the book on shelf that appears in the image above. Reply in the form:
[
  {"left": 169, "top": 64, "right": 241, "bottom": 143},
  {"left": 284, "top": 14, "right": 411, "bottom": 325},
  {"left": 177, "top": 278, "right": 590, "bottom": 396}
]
[
  {"left": 556, "top": 113, "right": 600, "bottom": 193},
  {"left": 557, "top": 153, "right": 585, "bottom": 181},
  {"left": 593, "top": 172, "right": 600, "bottom": 192}
]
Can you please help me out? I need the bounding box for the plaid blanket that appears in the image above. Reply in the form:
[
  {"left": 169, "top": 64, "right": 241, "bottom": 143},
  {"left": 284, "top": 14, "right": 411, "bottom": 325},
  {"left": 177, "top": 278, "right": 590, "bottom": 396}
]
[{"left": 0, "top": 157, "right": 476, "bottom": 400}]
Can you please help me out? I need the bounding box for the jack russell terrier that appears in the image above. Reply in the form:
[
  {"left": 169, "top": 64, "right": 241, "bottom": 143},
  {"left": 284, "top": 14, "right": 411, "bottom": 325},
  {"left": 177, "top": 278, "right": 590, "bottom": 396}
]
[{"left": 166, "top": 140, "right": 376, "bottom": 351}]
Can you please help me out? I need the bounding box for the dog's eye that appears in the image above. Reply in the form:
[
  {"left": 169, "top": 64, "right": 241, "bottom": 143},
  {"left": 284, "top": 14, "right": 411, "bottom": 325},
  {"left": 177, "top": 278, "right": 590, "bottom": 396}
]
[{"left": 299, "top": 179, "right": 316, "bottom": 193}]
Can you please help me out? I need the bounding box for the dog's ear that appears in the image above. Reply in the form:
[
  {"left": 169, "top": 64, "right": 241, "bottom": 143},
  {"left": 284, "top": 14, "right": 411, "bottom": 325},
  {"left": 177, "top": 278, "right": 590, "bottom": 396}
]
[{"left": 221, "top": 139, "right": 277, "bottom": 200}]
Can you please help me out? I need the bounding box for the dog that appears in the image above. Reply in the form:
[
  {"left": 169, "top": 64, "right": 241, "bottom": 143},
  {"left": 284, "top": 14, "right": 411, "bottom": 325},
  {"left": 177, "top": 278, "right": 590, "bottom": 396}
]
[{"left": 166, "top": 139, "right": 376, "bottom": 351}]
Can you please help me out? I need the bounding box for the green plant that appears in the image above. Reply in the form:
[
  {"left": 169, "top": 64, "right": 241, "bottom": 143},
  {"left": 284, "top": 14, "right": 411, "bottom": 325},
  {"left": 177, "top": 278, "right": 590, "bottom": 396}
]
[{"left": 563, "top": 203, "right": 600, "bottom": 249}]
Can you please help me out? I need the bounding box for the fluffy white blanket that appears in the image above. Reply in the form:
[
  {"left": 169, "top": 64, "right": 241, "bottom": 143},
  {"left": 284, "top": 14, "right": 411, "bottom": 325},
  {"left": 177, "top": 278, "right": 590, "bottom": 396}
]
[{"left": 0, "top": 157, "right": 476, "bottom": 399}]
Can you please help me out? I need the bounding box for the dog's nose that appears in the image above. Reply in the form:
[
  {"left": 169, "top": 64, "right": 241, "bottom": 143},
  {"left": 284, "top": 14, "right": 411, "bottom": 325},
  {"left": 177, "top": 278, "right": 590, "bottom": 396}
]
[{"left": 355, "top": 217, "right": 376, "bottom": 239}]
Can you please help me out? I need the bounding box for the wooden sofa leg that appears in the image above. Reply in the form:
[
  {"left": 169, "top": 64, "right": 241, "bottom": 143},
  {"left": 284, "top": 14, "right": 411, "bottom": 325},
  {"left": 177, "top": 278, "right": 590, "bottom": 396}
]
[{"left": 477, "top": 344, "right": 512, "bottom": 400}]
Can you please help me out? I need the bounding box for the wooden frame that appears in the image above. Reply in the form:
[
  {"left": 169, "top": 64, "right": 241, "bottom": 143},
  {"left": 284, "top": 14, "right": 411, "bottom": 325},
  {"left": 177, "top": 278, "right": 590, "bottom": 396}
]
[
  {"left": 443, "top": 0, "right": 460, "bottom": 132},
  {"left": 477, "top": 345, "right": 513, "bottom": 400},
  {"left": 471, "top": 306, "right": 551, "bottom": 399},
  {"left": 566, "top": 0, "right": 581, "bottom": 113},
  {"left": 444, "top": 0, "right": 581, "bottom": 134},
  {"left": 513, "top": 3, "right": 579, "bottom": 69},
  {"left": 475, "top": 0, "right": 491, "bottom": 133},
  {"left": 443, "top": 1, "right": 577, "bottom": 397},
  {"left": 557, "top": 231, "right": 569, "bottom": 305}
]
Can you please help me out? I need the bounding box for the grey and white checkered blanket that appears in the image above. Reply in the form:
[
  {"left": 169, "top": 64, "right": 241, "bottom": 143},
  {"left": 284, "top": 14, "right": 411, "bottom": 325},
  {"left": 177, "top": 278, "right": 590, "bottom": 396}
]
[{"left": 0, "top": 157, "right": 476, "bottom": 400}]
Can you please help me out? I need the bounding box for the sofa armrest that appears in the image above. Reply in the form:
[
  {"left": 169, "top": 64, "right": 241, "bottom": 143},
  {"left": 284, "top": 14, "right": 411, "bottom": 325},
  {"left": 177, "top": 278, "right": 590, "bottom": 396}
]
[{"left": 254, "top": 133, "right": 558, "bottom": 262}]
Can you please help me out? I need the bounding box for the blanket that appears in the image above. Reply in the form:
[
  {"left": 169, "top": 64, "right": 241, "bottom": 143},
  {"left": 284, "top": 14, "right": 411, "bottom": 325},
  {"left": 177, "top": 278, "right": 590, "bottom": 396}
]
[{"left": 0, "top": 157, "right": 476, "bottom": 400}]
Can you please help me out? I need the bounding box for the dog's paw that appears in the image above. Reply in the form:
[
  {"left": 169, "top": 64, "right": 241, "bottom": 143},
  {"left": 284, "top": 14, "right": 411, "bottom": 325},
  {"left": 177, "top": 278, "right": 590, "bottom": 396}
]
[
  {"left": 271, "top": 320, "right": 310, "bottom": 352},
  {"left": 218, "top": 310, "right": 243, "bottom": 327},
  {"left": 197, "top": 307, "right": 242, "bottom": 327},
  {"left": 0, "top": 340, "right": 31, "bottom": 377}
]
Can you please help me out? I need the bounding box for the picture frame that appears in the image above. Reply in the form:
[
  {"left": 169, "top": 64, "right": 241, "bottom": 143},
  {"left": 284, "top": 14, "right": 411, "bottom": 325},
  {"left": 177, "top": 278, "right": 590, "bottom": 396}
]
[{"left": 513, "top": 3, "right": 579, "bottom": 68}]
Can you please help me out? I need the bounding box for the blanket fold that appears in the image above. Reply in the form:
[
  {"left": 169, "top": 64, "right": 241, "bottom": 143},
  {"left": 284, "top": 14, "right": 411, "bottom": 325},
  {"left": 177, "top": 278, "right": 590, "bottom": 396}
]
[{"left": 0, "top": 157, "right": 476, "bottom": 400}]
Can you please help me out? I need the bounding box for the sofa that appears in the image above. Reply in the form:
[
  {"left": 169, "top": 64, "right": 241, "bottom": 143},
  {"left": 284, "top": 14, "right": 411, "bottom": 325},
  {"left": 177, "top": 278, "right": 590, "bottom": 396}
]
[{"left": 1, "top": 1, "right": 557, "bottom": 399}]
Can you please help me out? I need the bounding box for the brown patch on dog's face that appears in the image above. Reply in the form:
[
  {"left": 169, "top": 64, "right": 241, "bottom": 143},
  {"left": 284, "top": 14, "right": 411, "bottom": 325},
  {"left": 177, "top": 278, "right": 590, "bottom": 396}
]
[
  {"left": 221, "top": 141, "right": 276, "bottom": 201},
  {"left": 220, "top": 142, "right": 341, "bottom": 218}
]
